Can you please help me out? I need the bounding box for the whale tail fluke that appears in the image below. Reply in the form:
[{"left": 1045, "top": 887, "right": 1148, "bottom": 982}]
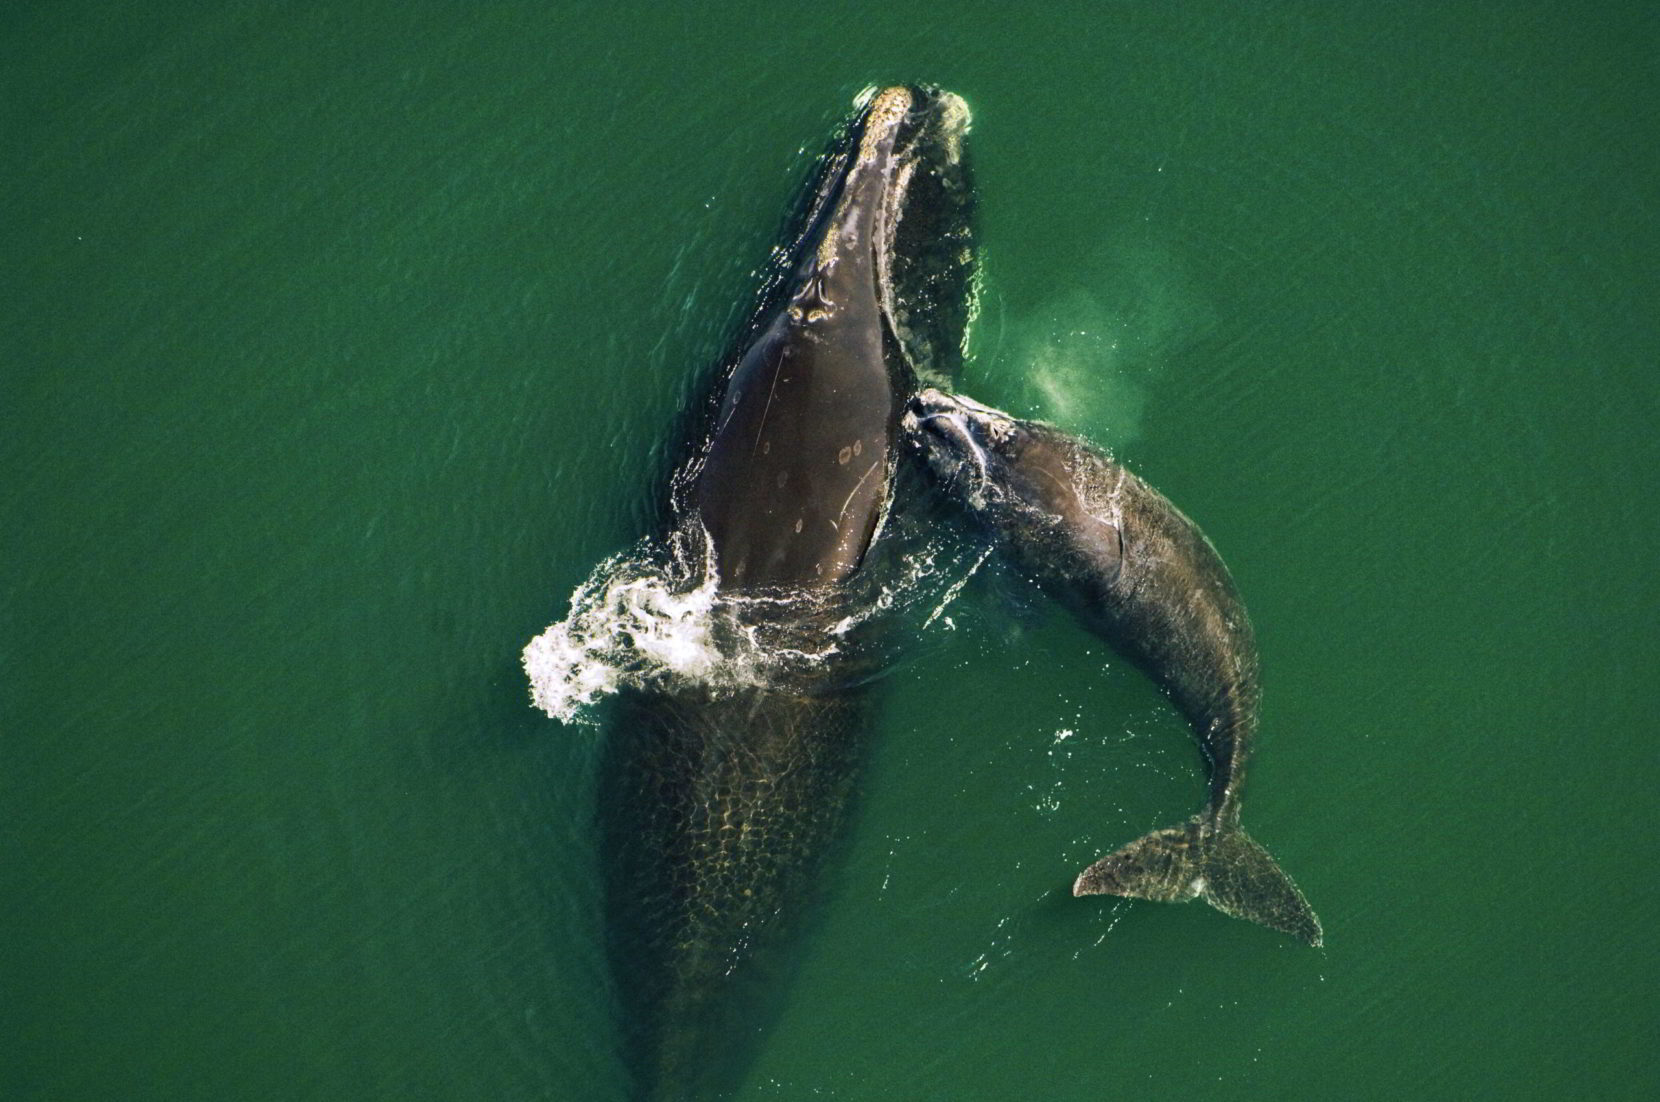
[{"left": 1072, "top": 816, "right": 1322, "bottom": 946}]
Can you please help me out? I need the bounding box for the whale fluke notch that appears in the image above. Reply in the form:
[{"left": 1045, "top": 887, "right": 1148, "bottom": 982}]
[{"left": 1073, "top": 816, "right": 1323, "bottom": 946}]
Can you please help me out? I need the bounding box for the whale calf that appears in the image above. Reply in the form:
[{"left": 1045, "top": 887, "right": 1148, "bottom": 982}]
[{"left": 906, "top": 388, "right": 1321, "bottom": 945}]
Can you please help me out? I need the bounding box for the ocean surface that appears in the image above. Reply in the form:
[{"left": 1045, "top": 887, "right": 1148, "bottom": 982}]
[{"left": 6, "top": 3, "right": 1657, "bottom": 1099}]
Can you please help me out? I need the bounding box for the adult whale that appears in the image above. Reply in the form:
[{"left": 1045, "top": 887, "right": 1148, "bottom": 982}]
[
  {"left": 906, "top": 389, "right": 1321, "bottom": 946},
  {"left": 600, "top": 87, "right": 975, "bottom": 1101}
]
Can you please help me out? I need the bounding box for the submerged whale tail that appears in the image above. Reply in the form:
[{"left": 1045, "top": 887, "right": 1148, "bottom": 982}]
[{"left": 1073, "top": 816, "right": 1323, "bottom": 946}]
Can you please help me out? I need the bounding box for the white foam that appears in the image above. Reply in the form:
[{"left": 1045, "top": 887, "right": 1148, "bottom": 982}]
[
  {"left": 521, "top": 544, "right": 770, "bottom": 725},
  {"left": 521, "top": 535, "right": 862, "bottom": 725},
  {"left": 523, "top": 515, "right": 990, "bottom": 724},
  {"left": 921, "top": 544, "right": 992, "bottom": 630}
]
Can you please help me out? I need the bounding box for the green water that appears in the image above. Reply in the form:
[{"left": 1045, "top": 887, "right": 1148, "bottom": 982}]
[{"left": 7, "top": 3, "right": 1657, "bottom": 1099}]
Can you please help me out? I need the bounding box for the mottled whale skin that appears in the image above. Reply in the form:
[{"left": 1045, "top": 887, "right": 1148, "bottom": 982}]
[
  {"left": 602, "top": 88, "right": 975, "bottom": 1101},
  {"left": 907, "top": 389, "right": 1321, "bottom": 946}
]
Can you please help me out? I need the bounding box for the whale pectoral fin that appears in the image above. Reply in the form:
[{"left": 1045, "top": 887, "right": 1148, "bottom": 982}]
[{"left": 1074, "top": 817, "right": 1322, "bottom": 947}]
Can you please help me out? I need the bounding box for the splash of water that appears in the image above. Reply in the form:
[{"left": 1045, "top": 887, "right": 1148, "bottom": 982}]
[
  {"left": 521, "top": 541, "right": 780, "bottom": 725},
  {"left": 522, "top": 519, "right": 985, "bottom": 725}
]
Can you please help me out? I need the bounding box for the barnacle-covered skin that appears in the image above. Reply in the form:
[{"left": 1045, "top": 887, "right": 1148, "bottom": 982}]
[{"left": 603, "top": 88, "right": 977, "bottom": 1101}]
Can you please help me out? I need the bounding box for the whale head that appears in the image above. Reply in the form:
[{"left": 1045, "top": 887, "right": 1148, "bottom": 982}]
[
  {"left": 904, "top": 388, "right": 1025, "bottom": 508},
  {"left": 786, "top": 86, "right": 977, "bottom": 387}
]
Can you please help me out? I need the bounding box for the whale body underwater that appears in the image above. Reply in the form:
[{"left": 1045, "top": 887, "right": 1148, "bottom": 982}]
[{"left": 526, "top": 85, "right": 1319, "bottom": 1099}]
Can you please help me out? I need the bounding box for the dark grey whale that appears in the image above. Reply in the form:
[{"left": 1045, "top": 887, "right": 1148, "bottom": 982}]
[
  {"left": 907, "top": 389, "right": 1321, "bottom": 946},
  {"left": 601, "top": 87, "right": 976, "bottom": 1100}
]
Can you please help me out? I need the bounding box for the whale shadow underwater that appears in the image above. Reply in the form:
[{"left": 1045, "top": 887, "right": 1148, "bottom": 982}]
[{"left": 536, "top": 85, "right": 1318, "bottom": 1101}]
